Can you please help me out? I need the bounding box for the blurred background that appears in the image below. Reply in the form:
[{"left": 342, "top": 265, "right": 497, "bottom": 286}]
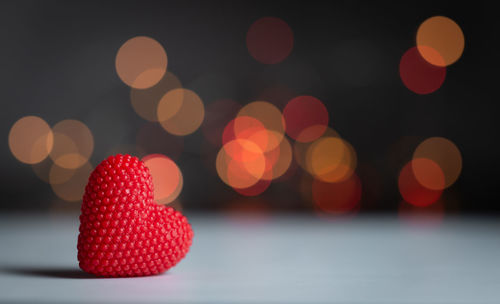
[{"left": 1, "top": 0, "right": 496, "bottom": 217}]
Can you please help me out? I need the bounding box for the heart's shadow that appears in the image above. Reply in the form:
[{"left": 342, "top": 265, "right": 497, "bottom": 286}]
[{"left": 2, "top": 266, "right": 97, "bottom": 279}]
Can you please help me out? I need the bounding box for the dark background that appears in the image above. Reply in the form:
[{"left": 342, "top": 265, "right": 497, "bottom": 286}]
[{"left": 0, "top": 1, "right": 496, "bottom": 213}]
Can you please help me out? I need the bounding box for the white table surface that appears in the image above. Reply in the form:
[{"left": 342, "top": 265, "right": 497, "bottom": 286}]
[{"left": 1, "top": 212, "right": 499, "bottom": 303}]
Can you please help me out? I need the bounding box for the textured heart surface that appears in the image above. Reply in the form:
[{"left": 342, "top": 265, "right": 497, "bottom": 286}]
[{"left": 77, "top": 154, "right": 193, "bottom": 277}]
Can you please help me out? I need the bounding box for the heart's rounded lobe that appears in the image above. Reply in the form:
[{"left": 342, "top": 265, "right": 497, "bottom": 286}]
[{"left": 77, "top": 154, "right": 193, "bottom": 277}]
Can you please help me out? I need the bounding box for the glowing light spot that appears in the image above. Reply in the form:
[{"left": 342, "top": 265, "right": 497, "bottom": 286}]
[
  {"left": 130, "top": 72, "right": 182, "bottom": 122},
  {"left": 202, "top": 99, "right": 242, "bottom": 147},
  {"left": 50, "top": 162, "right": 93, "bottom": 202},
  {"left": 293, "top": 127, "right": 340, "bottom": 171},
  {"left": 237, "top": 101, "right": 285, "bottom": 152},
  {"left": 216, "top": 139, "right": 266, "bottom": 189},
  {"left": 306, "top": 137, "right": 357, "bottom": 183},
  {"left": 283, "top": 96, "right": 328, "bottom": 142},
  {"left": 398, "top": 159, "right": 443, "bottom": 207},
  {"left": 399, "top": 46, "right": 446, "bottom": 94},
  {"left": 223, "top": 116, "right": 268, "bottom": 153},
  {"left": 411, "top": 158, "right": 446, "bottom": 191},
  {"left": 157, "top": 88, "right": 205, "bottom": 136},
  {"left": 115, "top": 36, "right": 167, "bottom": 89},
  {"left": 49, "top": 120, "right": 94, "bottom": 169},
  {"left": 266, "top": 136, "right": 293, "bottom": 180},
  {"left": 417, "top": 16, "right": 464, "bottom": 67},
  {"left": 143, "top": 154, "right": 183, "bottom": 205},
  {"left": 312, "top": 173, "right": 362, "bottom": 215},
  {"left": 260, "top": 131, "right": 282, "bottom": 173},
  {"left": 413, "top": 137, "right": 462, "bottom": 188},
  {"left": 246, "top": 17, "right": 294, "bottom": 64},
  {"left": 8, "top": 116, "right": 53, "bottom": 164}
]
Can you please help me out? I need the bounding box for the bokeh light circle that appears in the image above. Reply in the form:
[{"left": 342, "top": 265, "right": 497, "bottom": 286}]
[
  {"left": 417, "top": 16, "right": 465, "bottom": 67},
  {"left": 130, "top": 72, "right": 182, "bottom": 121},
  {"left": 223, "top": 116, "right": 269, "bottom": 153},
  {"left": 115, "top": 36, "right": 167, "bottom": 89},
  {"left": 306, "top": 136, "right": 357, "bottom": 183},
  {"left": 157, "top": 88, "right": 205, "bottom": 136},
  {"left": 143, "top": 154, "right": 183, "bottom": 205},
  {"left": 411, "top": 158, "right": 445, "bottom": 191},
  {"left": 49, "top": 120, "right": 94, "bottom": 169},
  {"left": 294, "top": 127, "right": 340, "bottom": 172},
  {"left": 398, "top": 159, "right": 443, "bottom": 207},
  {"left": 237, "top": 101, "right": 285, "bottom": 151},
  {"left": 399, "top": 46, "right": 446, "bottom": 94},
  {"left": 246, "top": 17, "right": 294, "bottom": 64},
  {"left": 266, "top": 136, "right": 293, "bottom": 180},
  {"left": 216, "top": 139, "right": 266, "bottom": 189},
  {"left": 312, "top": 173, "right": 362, "bottom": 215},
  {"left": 413, "top": 137, "right": 462, "bottom": 188},
  {"left": 283, "top": 96, "right": 329, "bottom": 142},
  {"left": 9, "top": 116, "right": 53, "bottom": 164}
]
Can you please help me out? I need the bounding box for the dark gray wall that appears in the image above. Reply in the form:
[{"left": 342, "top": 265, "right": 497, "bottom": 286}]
[{"left": 1, "top": 1, "right": 497, "bottom": 212}]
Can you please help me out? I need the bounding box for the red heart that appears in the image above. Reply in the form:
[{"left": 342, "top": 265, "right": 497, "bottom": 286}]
[{"left": 77, "top": 154, "right": 193, "bottom": 277}]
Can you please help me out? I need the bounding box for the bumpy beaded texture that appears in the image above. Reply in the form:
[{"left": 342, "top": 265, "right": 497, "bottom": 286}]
[{"left": 77, "top": 154, "right": 193, "bottom": 277}]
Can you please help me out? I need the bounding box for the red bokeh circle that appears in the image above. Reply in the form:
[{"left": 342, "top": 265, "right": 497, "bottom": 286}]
[
  {"left": 399, "top": 46, "right": 446, "bottom": 95},
  {"left": 246, "top": 17, "right": 294, "bottom": 64}
]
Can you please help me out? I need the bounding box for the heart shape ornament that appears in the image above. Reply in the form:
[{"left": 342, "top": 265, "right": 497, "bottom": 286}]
[{"left": 77, "top": 154, "right": 193, "bottom": 277}]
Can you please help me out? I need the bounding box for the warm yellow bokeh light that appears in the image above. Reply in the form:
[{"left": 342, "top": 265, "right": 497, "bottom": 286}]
[
  {"left": 216, "top": 139, "right": 266, "bottom": 189},
  {"left": 158, "top": 88, "right": 205, "bottom": 136},
  {"left": 50, "top": 120, "right": 94, "bottom": 169},
  {"left": 143, "top": 154, "right": 183, "bottom": 205},
  {"left": 306, "top": 136, "right": 357, "bottom": 183},
  {"left": 9, "top": 116, "right": 53, "bottom": 164},
  {"left": 225, "top": 116, "right": 269, "bottom": 154},
  {"left": 413, "top": 137, "right": 462, "bottom": 188},
  {"left": 50, "top": 161, "right": 93, "bottom": 202},
  {"left": 293, "top": 127, "right": 340, "bottom": 172},
  {"left": 266, "top": 135, "right": 292, "bottom": 180},
  {"left": 236, "top": 101, "right": 285, "bottom": 152},
  {"left": 130, "top": 71, "right": 182, "bottom": 122},
  {"left": 115, "top": 36, "right": 167, "bottom": 89},
  {"left": 162, "top": 175, "right": 183, "bottom": 205},
  {"left": 416, "top": 16, "right": 464, "bottom": 66}
]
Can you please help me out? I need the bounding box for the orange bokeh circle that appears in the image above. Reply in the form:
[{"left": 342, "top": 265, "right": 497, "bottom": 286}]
[
  {"left": 246, "top": 17, "right": 294, "bottom": 64},
  {"left": 416, "top": 16, "right": 465, "bottom": 67},
  {"left": 143, "top": 154, "right": 183, "bottom": 205},
  {"left": 115, "top": 36, "right": 167, "bottom": 89},
  {"left": 398, "top": 159, "right": 443, "bottom": 207},
  {"left": 413, "top": 137, "right": 462, "bottom": 189},
  {"left": 216, "top": 139, "right": 266, "bottom": 189},
  {"left": 9, "top": 116, "right": 53, "bottom": 165}
]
